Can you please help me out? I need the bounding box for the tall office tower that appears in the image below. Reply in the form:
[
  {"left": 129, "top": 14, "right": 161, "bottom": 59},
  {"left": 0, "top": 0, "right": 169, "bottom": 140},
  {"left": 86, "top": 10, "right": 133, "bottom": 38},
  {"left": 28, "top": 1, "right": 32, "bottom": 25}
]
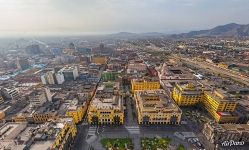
[{"left": 61, "top": 66, "right": 79, "bottom": 81}]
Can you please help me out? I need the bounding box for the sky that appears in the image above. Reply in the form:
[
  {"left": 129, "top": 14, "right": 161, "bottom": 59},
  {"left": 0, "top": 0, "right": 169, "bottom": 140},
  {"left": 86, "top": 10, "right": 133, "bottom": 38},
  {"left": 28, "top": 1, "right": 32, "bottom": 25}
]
[{"left": 0, "top": 0, "right": 249, "bottom": 36}]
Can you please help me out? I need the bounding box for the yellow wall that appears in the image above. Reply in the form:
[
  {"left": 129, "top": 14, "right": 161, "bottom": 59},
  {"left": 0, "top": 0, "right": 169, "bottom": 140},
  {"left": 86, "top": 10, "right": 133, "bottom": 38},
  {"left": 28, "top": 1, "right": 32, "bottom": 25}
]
[
  {"left": 134, "top": 91, "right": 181, "bottom": 125},
  {"left": 88, "top": 107, "right": 124, "bottom": 125},
  {"left": 0, "top": 111, "right": 5, "bottom": 120},
  {"left": 131, "top": 80, "right": 160, "bottom": 93},
  {"left": 172, "top": 84, "right": 202, "bottom": 106},
  {"left": 218, "top": 62, "right": 229, "bottom": 69},
  {"left": 172, "top": 83, "right": 238, "bottom": 123},
  {"left": 66, "top": 105, "right": 86, "bottom": 124},
  {"left": 52, "top": 119, "right": 77, "bottom": 149},
  {"left": 32, "top": 113, "right": 56, "bottom": 123},
  {"left": 92, "top": 56, "right": 107, "bottom": 65}
]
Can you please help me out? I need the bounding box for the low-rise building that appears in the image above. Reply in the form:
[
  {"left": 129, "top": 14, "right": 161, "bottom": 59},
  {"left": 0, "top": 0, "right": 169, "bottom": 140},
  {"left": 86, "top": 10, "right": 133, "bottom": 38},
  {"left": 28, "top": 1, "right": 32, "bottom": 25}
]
[
  {"left": 1, "top": 88, "right": 20, "bottom": 101},
  {"left": 0, "top": 118, "right": 77, "bottom": 150},
  {"left": 29, "top": 89, "right": 49, "bottom": 108},
  {"left": 172, "top": 81, "right": 239, "bottom": 123},
  {"left": 0, "top": 94, "right": 4, "bottom": 104},
  {"left": 172, "top": 82, "right": 203, "bottom": 106},
  {"left": 131, "top": 77, "right": 160, "bottom": 93},
  {"left": 134, "top": 89, "right": 182, "bottom": 125},
  {"left": 65, "top": 99, "right": 87, "bottom": 124},
  {"left": 101, "top": 71, "right": 121, "bottom": 82},
  {"left": 203, "top": 90, "right": 239, "bottom": 123},
  {"left": 91, "top": 55, "right": 107, "bottom": 65},
  {"left": 203, "top": 122, "right": 249, "bottom": 145},
  {"left": 88, "top": 82, "right": 124, "bottom": 125}
]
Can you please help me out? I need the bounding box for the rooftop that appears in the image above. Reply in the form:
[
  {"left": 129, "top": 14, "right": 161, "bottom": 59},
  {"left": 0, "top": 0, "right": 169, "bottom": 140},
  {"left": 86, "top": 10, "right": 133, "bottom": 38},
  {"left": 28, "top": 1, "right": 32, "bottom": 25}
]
[
  {"left": 135, "top": 89, "right": 181, "bottom": 112},
  {"left": 91, "top": 82, "right": 122, "bottom": 110}
]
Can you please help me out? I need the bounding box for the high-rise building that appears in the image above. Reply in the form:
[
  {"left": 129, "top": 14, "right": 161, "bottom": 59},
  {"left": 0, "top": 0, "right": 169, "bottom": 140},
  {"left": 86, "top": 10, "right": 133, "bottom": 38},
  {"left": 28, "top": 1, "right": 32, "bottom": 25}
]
[
  {"left": 55, "top": 72, "right": 65, "bottom": 84},
  {"left": 60, "top": 66, "right": 79, "bottom": 81},
  {"left": 41, "top": 71, "right": 55, "bottom": 85},
  {"left": 41, "top": 70, "right": 65, "bottom": 85}
]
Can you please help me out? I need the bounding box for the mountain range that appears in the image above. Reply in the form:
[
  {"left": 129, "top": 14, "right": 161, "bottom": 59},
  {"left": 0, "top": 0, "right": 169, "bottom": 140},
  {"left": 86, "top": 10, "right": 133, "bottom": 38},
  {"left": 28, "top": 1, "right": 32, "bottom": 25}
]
[
  {"left": 176, "top": 23, "right": 249, "bottom": 38},
  {"left": 110, "top": 23, "right": 249, "bottom": 38}
]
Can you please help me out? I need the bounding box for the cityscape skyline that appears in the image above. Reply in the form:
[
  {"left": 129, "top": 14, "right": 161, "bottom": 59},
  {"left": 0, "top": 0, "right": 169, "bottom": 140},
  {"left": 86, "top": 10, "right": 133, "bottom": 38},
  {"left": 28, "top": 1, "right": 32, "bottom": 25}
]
[{"left": 0, "top": 0, "right": 249, "bottom": 36}]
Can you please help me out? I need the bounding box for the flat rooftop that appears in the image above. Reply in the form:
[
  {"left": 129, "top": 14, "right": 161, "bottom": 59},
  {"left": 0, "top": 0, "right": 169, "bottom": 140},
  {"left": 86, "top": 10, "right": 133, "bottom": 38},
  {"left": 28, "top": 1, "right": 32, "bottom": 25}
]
[{"left": 135, "top": 89, "right": 181, "bottom": 112}]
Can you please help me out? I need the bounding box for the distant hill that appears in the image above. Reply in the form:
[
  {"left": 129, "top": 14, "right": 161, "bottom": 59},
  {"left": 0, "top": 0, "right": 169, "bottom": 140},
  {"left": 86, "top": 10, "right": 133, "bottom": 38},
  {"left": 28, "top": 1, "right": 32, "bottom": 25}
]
[
  {"left": 108, "top": 32, "right": 167, "bottom": 39},
  {"left": 105, "top": 23, "right": 249, "bottom": 39},
  {"left": 174, "top": 23, "right": 249, "bottom": 38}
]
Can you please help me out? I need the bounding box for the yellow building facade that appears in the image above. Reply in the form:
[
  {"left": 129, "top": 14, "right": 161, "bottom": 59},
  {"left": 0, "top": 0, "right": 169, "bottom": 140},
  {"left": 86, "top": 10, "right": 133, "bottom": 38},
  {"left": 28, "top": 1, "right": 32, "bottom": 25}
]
[
  {"left": 32, "top": 112, "right": 57, "bottom": 123},
  {"left": 91, "top": 56, "right": 107, "bottom": 65},
  {"left": 203, "top": 91, "right": 238, "bottom": 123},
  {"left": 0, "top": 111, "right": 5, "bottom": 120},
  {"left": 218, "top": 62, "right": 229, "bottom": 69},
  {"left": 88, "top": 82, "right": 124, "bottom": 125},
  {"left": 131, "top": 78, "right": 160, "bottom": 93},
  {"left": 0, "top": 96, "right": 4, "bottom": 104},
  {"left": 52, "top": 118, "right": 77, "bottom": 150},
  {"left": 172, "top": 82, "right": 238, "bottom": 123},
  {"left": 66, "top": 105, "right": 87, "bottom": 124},
  {"left": 134, "top": 89, "right": 182, "bottom": 125},
  {"left": 13, "top": 114, "right": 27, "bottom": 122},
  {"left": 172, "top": 83, "right": 203, "bottom": 106}
]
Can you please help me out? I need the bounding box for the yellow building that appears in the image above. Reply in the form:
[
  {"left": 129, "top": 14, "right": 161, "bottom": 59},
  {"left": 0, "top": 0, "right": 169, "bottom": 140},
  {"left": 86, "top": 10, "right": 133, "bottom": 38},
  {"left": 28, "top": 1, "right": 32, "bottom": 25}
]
[
  {"left": 88, "top": 82, "right": 124, "bottom": 125},
  {"left": 91, "top": 55, "right": 107, "bottom": 65},
  {"left": 172, "top": 82, "right": 238, "bottom": 123},
  {"left": 131, "top": 78, "right": 160, "bottom": 93},
  {"left": 0, "top": 111, "right": 5, "bottom": 120},
  {"left": 32, "top": 112, "right": 57, "bottom": 123},
  {"left": 52, "top": 118, "right": 77, "bottom": 150},
  {"left": 0, "top": 95, "right": 4, "bottom": 104},
  {"left": 203, "top": 90, "right": 238, "bottom": 123},
  {"left": 13, "top": 113, "right": 27, "bottom": 122},
  {"left": 172, "top": 82, "right": 203, "bottom": 106},
  {"left": 218, "top": 62, "right": 229, "bottom": 69},
  {"left": 66, "top": 105, "right": 86, "bottom": 124},
  {"left": 134, "top": 89, "right": 182, "bottom": 125}
]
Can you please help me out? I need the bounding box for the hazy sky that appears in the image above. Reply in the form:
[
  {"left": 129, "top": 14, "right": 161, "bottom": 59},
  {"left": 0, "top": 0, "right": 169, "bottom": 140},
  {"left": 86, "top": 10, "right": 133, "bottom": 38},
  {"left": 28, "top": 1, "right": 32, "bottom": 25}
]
[{"left": 0, "top": 0, "right": 249, "bottom": 36}]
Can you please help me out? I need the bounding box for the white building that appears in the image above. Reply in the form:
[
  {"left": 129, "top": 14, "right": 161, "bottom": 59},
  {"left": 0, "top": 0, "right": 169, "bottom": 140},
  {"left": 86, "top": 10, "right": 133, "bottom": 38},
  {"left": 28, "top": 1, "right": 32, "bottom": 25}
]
[
  {"left": 41, "top": 71, "right": 55, "bottom": 85},
  {"left": 60, "top": 66, "right": 79, "bottom": 81},
  {"left": 55, "top": 72, "right": 65, "bottom": 84},
  {"left": 41, "top": 70, "right": 65, "bottom": 85}
]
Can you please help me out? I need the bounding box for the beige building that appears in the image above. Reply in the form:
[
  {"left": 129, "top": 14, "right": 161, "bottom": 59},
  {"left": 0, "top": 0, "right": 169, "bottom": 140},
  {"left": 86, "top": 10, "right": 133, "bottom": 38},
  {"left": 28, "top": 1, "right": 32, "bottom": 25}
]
[
  {"left": 134, "top": 89, "right": 182, "bottom": 125},
  {"left": 203, "top": 122, "right": 249, "bottom": 145}
]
